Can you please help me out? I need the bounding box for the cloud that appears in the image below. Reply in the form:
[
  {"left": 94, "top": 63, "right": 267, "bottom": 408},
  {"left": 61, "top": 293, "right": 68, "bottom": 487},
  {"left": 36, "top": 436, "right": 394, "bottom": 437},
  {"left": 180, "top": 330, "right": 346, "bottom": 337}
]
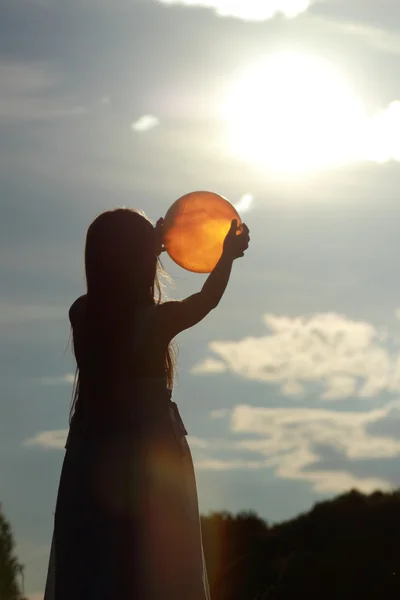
[
  {"left": 367, "top": 405, "right": 400, "bottom": 440},
  {"left": 131, "top": 115, "right": 160, "bottom": 132},
  {"left": 192, "top": 403, "right": 400, "bottom": 493},
  {"left": 231, "top": 404, "right": 400, "bottom": 492},
  {"left": 0, "top": 61, "right": 85, "bottom": 122},
  {"left": 210, "top": 408, "right": 230, "bottom": 419},
  {"left": 234, "top": 193, "right": 253, "bottom": 213},
  {"left": 157, "top": 0, "right": 320, "bottom": 21},
  {"left": 338, "top": 20, "right": 400, "bottom": 56},
  {"left": 191, "top": 358, "right": 227, "bottom": 374},
  {"left": 25, "top": 405, "right": 400, "bottom": 494},
  {"left": 23, "top": 429, "right": 68, "bottom": 449},
  {"left": 312, "top": 98, "right": 400, "bottom": 166},
  {"left": 321, "top": 375, "right": 357, "bottom": 400},
  {"left": 281, "top": 380, "right": 305, "bottom": 397},
  {"left": 37, "top": 373, "right": 75, "bottom": 386},
  {"left": 364, "top": 101, "right": 400, "bottom": 163},
  {"left": 192, "top": 312, "right": 400, "bottom": 400},
  {"left": 187, "top": 436, "right": 212, "bottom": 449},
  {"left": 196, "top": 457, "right": 266, "bottom": 470},
  {"left": 25, "top": 430, "right": 219, "bottom": 452}
]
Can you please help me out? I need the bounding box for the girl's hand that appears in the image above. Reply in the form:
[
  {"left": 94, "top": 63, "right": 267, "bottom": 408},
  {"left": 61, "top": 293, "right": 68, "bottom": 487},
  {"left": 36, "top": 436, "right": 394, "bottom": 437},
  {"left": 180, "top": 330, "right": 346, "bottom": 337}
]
[
  {"left": 155, "top": 218, "right": 165, "bottom": 256},
  {"left": 223, "top": 220, "right": 250, "bottom": 260}
]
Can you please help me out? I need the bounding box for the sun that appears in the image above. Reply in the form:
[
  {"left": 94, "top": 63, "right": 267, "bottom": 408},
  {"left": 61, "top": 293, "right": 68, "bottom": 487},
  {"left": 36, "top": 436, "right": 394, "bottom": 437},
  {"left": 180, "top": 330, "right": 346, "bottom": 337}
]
[{"left": 222, "top": 52, "right": 366, "bottom": 175}]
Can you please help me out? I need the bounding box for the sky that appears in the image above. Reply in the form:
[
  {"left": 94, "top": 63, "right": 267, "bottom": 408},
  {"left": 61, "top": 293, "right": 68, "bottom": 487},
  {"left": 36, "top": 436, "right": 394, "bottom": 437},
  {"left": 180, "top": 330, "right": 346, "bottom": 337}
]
[{"left": 2, "top": 0, "right": 400, "bottom": 597}]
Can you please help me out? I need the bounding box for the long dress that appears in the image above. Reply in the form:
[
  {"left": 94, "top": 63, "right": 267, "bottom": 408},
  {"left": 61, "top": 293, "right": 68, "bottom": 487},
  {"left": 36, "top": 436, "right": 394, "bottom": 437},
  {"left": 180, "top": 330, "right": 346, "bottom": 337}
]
[{"left": 44, "top": 306, "right": 211, "bottom": 600}]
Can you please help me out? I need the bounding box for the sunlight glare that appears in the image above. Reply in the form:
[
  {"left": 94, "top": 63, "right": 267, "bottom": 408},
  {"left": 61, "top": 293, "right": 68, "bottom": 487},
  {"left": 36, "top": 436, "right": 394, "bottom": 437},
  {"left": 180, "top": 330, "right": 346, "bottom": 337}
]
[{"left": 223, "top": 52, "right": 366, "bottom": 175}]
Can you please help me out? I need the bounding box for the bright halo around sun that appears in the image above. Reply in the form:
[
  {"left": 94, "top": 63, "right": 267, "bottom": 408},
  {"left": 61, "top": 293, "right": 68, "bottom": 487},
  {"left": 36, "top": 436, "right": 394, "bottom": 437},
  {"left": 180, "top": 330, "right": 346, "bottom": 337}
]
[{"left": 223, "top": 52, "right": 367, "bottom": 175}]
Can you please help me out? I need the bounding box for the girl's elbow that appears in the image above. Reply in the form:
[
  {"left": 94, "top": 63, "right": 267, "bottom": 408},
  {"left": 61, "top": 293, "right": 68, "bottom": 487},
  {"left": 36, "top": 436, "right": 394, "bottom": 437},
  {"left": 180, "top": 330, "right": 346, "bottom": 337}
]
[{"left": 209, "top": 297, "right": 221, "bottom": 310}]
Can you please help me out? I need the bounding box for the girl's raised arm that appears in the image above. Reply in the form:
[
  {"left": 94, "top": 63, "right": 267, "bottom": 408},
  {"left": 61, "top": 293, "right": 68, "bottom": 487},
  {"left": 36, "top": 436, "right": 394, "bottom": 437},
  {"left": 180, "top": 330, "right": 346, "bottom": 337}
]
[{"left": 156, "top": 220, "right": 250, "bottom": 340}]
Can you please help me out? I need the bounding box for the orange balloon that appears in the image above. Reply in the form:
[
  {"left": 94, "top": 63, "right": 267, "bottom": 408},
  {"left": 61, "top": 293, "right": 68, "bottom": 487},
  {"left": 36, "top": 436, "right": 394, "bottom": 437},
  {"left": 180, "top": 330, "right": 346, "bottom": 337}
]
[{"left": 163, "top": 191, "right": 242, "bottom": 273}]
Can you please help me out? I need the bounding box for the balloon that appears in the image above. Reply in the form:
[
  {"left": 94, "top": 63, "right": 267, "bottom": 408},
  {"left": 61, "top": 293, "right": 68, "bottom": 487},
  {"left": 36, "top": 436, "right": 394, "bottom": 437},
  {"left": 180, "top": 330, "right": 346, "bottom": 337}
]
[{"left": 163, "top": 191, "right": 242, "bottom": 273}]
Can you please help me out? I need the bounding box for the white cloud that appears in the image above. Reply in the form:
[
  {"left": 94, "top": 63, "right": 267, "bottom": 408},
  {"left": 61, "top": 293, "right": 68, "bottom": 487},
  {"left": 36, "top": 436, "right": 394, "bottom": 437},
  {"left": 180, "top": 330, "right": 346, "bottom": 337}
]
[
  {"left": 281, "top": 380, "right": 304, "bottom": 397},
  {"left": 196, "top": 457, "right": 266, "bottom": 470},
  {"left": 131, "top": 115, "right": 160, "bottom": 132},
  {"left": 234, "top": 193, "right": 253, "bottom": 213},
  {"left": 187, "top": 436, "right": 212, "bottom": 449},
  {"left": 193, "top": 312, "right": 400, "bottom": 400},
  {"left": 23, "top": 429, "right": 68, "bottom": 449},
  {"left": 232, "top": 404, "right": 400, "bottom": 459},
  {"left": 37, "top": 373, "right": 75, "bottom": 386},
  {"left": 364, "top": 101, "right": 400, "bottom": 163},
  {"left": 191, "top": 404, "right": 400, "bottom": 493},
  {"left": 231, "top": 404, "right": 399, "bottom": 492},
  {"left": 157, "top": 0, "right": 320, "bottom": 21},
  {"left": 191, "top": 357, "right": 227, "bottom": 374}
]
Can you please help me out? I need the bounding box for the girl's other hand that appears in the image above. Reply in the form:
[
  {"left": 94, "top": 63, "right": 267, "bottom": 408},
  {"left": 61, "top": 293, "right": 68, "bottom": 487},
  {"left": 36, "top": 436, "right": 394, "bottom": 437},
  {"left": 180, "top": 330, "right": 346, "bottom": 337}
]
[
  {"left": 223, "top": 220, "right": 250, "bottom": 260},
  {"left": 155, "top": 218, "right": 165, "bottom": 256}
]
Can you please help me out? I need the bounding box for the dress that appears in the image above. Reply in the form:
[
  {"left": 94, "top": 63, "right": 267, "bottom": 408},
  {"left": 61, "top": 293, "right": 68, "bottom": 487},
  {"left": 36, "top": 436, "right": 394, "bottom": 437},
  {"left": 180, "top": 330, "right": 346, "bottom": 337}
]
[{"left": 44, "top": 306, "right": 211, "bottom": 600}]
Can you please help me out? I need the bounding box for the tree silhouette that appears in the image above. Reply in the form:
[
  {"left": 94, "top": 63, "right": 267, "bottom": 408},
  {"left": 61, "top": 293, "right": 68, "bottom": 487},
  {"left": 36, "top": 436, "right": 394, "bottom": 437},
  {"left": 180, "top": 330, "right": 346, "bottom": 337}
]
[
  {"left": 0, "top": 504, "right": 25, "bottom": 600},
  {"left": 201, "top": 489, "right": 400, "bottom": 600}
]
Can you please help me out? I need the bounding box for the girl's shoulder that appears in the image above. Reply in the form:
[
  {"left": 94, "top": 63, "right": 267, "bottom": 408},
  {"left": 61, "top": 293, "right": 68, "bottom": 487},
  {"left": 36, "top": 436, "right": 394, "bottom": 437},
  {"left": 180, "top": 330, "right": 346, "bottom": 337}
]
[{"left": 69, "top": 294, "right": 87, "bottom": 325}]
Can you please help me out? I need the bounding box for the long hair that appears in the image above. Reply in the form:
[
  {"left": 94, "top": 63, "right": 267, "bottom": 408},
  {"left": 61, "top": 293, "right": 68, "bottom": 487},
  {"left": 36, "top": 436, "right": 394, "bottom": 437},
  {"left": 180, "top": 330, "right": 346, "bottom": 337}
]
[{"left": 70, "top": 207, "right": 176, "bottom": 422}]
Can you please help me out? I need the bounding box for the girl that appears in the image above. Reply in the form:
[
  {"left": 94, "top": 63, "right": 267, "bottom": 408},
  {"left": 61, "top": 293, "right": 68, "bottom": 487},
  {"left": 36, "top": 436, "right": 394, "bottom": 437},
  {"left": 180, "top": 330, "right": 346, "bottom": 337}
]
[{"left": 44, "top": 207, "right": 250, "bottom": 600}]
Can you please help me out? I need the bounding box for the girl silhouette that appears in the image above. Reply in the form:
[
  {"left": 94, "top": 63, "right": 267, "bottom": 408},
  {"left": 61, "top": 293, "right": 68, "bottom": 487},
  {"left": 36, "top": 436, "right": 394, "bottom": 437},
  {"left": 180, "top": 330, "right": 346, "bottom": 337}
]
[{"left": 44, "top": 207, "right": 250, "bottom": 600}]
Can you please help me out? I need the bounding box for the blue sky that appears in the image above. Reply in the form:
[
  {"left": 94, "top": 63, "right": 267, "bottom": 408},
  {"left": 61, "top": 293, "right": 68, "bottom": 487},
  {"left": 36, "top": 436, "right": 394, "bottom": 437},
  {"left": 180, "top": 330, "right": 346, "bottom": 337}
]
[{"left": 2, "top": 0, "right": 400, "bottom": 597}]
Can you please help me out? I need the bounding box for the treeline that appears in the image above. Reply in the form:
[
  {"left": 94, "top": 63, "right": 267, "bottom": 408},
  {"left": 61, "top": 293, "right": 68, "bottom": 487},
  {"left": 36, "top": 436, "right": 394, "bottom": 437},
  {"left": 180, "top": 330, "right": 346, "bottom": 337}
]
[
  {"left": 201, "top": 489, "right": 400, "bottom": 599},
  {"left": 0, "top": 505, "right": 25, "bottom": 600}
]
